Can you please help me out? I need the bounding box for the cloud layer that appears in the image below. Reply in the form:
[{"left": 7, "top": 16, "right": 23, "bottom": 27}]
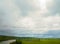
[{"left": 0, "top": 0, "right": 60, "bottom": 37}]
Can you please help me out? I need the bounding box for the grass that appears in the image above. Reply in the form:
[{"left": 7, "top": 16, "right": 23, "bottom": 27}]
[
  {"left": 16, "top": 38, "right": 60, "bottom": 44},
  {"left": 0, "top": 35, "right": 60, "bottom": 44}
]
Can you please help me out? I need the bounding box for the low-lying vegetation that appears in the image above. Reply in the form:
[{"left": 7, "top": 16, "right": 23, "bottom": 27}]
[
  {"left": 0, "top": 35, "right": 60, "bottom": 44},
  {"left": 11, "top": 38, "right": 60, "bottom": 44}
]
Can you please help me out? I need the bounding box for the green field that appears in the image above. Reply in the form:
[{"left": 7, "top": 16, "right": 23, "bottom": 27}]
[
  {"left": 14, "top": 38, "right": 60, "bottom": 44},
  {"left": 0, "top": 35, "right": 60, "bottom": 44}
]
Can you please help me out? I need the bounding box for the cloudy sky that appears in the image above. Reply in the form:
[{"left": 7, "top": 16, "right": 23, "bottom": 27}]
[{"left": 0, "top": 0, "right": 60, "bottom": 38}]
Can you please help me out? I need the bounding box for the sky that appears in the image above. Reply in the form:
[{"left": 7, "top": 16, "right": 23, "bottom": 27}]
[{"left": 0, "top": 0, "right": 60, "bottom": 38}]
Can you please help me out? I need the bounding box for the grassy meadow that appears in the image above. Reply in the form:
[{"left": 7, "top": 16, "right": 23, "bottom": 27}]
[
  {"left": 13, "top": 38, "right": 60, "bottom": 44},
  {"left": 0, "top": 35, "right": 60, "bottom": 44}
]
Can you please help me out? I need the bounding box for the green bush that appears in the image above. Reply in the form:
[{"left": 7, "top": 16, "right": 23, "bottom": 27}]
[{"left": 10, "top": 40, "right": 22, "bottom": 44}]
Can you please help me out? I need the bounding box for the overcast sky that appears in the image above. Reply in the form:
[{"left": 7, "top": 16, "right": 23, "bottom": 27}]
[{"left": 0, "top": 0, "right": 60, "bottom": 37}]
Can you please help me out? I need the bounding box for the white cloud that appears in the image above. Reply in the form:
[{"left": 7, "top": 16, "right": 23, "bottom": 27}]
[
  {"left": 26, "top": 0, "right": 40, "bottom": 9},
  {"left": 0, "top": 0, "right": 21, "bottom": 27},
  {"left": 0, "top": 0, "right": 60, "bottom": 35},
  {"left": 16, "top": 17, "right": 35, "bottom": 28}
]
